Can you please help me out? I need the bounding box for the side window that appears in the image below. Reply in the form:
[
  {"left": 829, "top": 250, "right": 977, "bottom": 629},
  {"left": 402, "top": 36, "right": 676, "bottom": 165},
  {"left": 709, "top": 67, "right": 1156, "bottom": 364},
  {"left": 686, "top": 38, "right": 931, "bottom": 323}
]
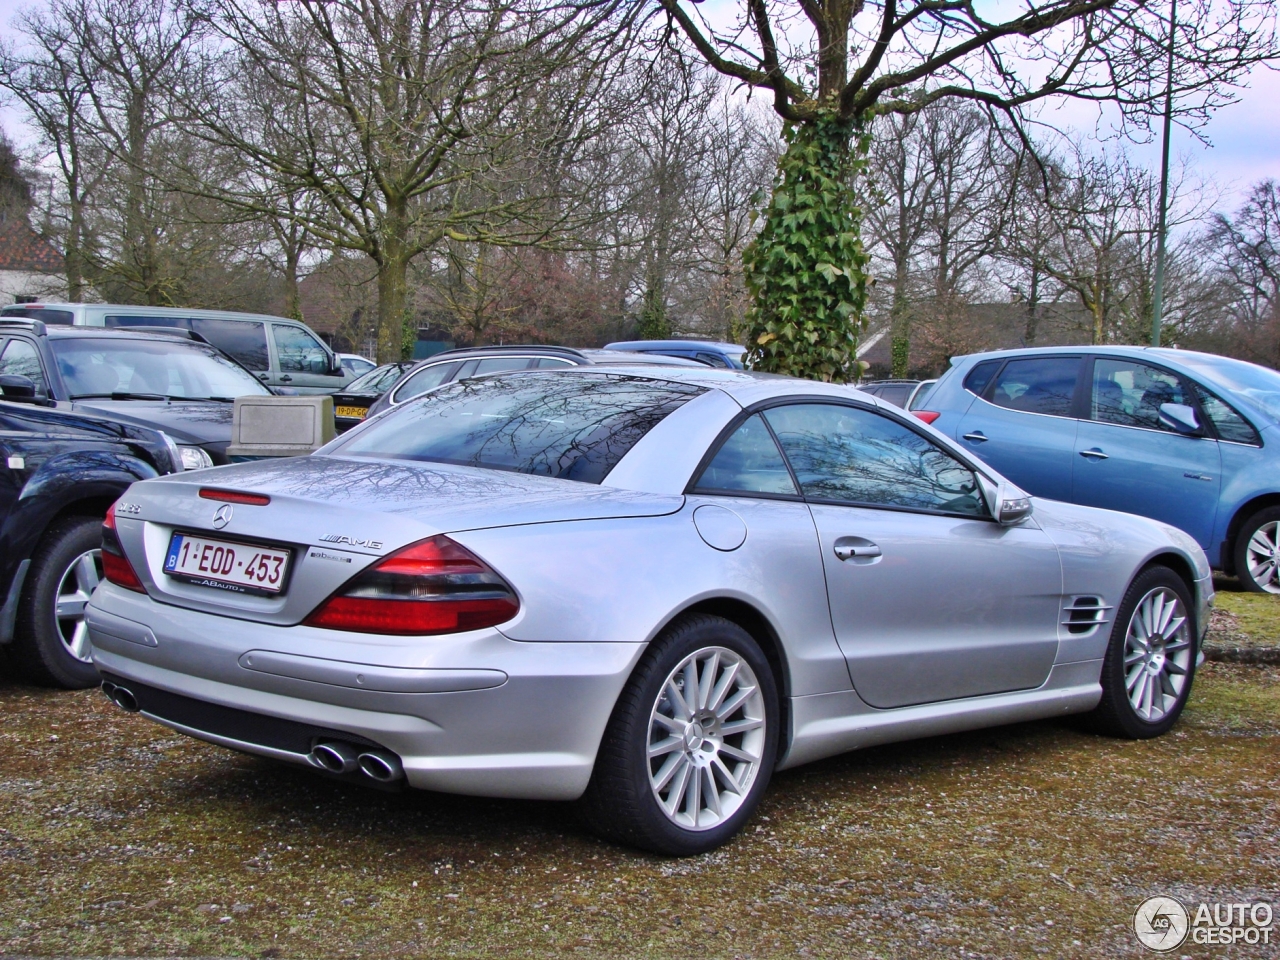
[
  {"left": 0, "top": 338, "right": 48, "bottom": 390},
  {"left": 988, "top": 357, "right": 1081, "bottom": 416},
  {"left": 1191, "top": 382, "right": 1261, "bottom": 445},
  {"left": 272, "top": 324, "right": 330, "bottom": 374},
  {"left": 533, "top": 357, "right": 574, "bottom": 369},
  {"left": 1091, "top": 358, "right": 1193, "bottom": 432},
  {"left": 104, "top": 315, "right": 189, "bottom": 329},
  {"left": 190, "top": 318, "right": 269, "bottom": 371},
  {"left": 696, "top": 352, "right": 730, "bottom": 368},
  {"left": 879, "top": 383, "right": 914, "bottom": 408},
  {"left": 394, "top": 361, "right": 460, "bottom": 402},
  {"left": 692, "top": 414, "right": 798, "bottom": 496},
  {"left": 473, "top": 357, "right": 533, "bottom": 375},
  {"left": 963, "top": 360, "right": 1001, "bottom": 396},
  {"left": 763, "top": 403, "right": 988, "bottom": 517}
]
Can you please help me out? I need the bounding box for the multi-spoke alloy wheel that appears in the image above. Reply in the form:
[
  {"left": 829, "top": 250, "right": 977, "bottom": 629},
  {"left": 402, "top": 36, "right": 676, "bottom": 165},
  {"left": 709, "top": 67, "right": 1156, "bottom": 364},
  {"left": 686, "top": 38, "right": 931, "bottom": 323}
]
[
  {"left": 1122, "top": 587, "right": 1193, "bottom": 723},
  {"left": 647, "top": 646, "right": 766, "bottom": 831},
  {"left": 55, "top": 548, "right": 102, "bottom": 664},
  {"left": 1086, "top": 566, "right": 1197, "bottom": 739},
  {"left": 579, "top": 614, "right": 778, "bottom": 855},
  {"left": 1243, "top": 518, "right": 1280, "bottom": 594}
]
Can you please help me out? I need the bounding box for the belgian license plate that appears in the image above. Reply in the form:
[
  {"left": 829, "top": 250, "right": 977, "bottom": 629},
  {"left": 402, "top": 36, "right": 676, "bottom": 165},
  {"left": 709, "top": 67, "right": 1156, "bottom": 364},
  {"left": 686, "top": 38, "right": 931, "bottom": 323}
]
[
  {"left": 335, "top": 405, "right": 367, "bottom": 419},
  {"left": 163, "top": 533, "right": 291, "bottom": 595}
]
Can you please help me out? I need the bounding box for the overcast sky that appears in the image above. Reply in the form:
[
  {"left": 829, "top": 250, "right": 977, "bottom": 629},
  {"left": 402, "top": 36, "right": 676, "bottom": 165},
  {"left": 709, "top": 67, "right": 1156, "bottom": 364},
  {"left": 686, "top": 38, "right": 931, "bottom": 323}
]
[{"left": 0, "top": 0, "right": 1275, "bottom": 214}]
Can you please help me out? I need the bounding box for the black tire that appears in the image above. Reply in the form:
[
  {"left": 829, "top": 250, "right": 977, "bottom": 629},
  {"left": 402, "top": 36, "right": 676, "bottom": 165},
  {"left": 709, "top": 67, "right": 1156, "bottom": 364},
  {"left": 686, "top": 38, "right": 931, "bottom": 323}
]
[
  {"left": 10, "top": 515, "right": 104, "bottom": 689},
  {"left": 578, "top": 614, "right": 780, "bottom": 856},
  {"left": 1083, "top": 566, "right": 1197, "bottom": 739},
  {"left": 1232, "top": 506, "right": 1280, "bottom": 594}
]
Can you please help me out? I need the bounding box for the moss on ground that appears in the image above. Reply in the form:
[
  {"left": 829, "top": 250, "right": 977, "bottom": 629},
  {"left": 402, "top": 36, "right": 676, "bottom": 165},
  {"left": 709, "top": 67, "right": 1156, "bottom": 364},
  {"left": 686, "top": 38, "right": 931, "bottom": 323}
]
[{"left": 0, "top": 661, "right": 1276, "bottom": 959}]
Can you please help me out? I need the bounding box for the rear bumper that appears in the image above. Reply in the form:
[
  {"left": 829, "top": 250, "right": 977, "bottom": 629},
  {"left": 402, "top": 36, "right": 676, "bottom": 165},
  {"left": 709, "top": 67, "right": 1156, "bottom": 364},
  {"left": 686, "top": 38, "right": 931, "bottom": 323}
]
[{"left": 87, "top": 584, "right": 644, "bottom": 800}]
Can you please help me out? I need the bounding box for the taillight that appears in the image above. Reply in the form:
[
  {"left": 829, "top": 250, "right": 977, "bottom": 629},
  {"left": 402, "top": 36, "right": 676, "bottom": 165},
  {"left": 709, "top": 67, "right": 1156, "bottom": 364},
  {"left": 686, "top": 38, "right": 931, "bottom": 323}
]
[
  {"left": 913, "top": 410, "right": 941, "bottom": 425},
  {"left": 303, "top": 535, "right": 519, "bottom": 636},
  {"left": 102, "top": 501, "right": 145, "bottom": 592}
]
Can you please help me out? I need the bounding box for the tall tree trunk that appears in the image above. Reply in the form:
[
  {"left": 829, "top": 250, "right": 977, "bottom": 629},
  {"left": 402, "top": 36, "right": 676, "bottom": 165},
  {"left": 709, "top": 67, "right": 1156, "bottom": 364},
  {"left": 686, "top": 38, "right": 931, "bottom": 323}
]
[
  {"left": 1023, "top": 264, "right": 1041, "bottom": 345},
  {"left": 283, "top": 243, "right": 302, "bottom": 321},
  {"left": 890, "top": 259, "right": 911, "bottom": 378},
  {"left": 376, "top": 251, "right": 411, "bottom": 363},
  {"left": 65, "top": 190, "right": 87, "bottom": 302}
]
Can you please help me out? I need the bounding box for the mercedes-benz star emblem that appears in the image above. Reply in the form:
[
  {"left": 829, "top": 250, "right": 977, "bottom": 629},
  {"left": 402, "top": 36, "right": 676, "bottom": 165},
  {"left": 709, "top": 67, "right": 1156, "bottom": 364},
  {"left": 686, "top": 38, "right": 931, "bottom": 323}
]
[{"left": 212, "top": 504, "right": 234, "bottom": 529}]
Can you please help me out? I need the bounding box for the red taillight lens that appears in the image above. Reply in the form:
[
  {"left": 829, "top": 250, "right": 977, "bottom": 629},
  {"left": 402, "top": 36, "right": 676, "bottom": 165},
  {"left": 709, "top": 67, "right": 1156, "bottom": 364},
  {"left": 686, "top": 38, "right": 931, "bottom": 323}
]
[
  {"left": 102, "top": 501, "right": 145, "bottom": 592},
  {"left": 199, "top": 488, "right": 270, "bottom": 506},
  {"left": 913, "top": 410, "right": 941, "bottom": 424},
  {"left": 303, "top": 535, "right": 519, "bottom": 636}
]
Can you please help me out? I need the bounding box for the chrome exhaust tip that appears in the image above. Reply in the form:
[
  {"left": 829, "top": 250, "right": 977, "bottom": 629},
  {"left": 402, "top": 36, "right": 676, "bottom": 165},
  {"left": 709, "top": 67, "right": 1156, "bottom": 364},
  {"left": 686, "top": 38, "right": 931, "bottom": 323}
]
[
  {"left": 109, "top": 685, "right": 139, "bottom": 713},
  {"left": 311, "top": 741, "right": 360, "bottom": 774},
  {"left": 358, "top": 749, "right": 404, "bottom": 783}
]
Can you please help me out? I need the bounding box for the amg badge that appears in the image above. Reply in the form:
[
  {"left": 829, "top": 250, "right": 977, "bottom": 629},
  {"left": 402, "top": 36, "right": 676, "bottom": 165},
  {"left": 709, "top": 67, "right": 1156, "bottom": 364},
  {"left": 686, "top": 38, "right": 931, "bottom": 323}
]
[{"left": 318, "top": 534, "right": 384, "bottom": 549}]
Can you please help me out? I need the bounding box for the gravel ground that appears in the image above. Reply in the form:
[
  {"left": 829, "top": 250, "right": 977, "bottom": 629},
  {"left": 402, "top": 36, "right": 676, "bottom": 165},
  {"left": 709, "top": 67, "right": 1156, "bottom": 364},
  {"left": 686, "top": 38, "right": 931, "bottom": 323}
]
[{"left": 0, "top": 648, "right": 1276, "bottom": 960}]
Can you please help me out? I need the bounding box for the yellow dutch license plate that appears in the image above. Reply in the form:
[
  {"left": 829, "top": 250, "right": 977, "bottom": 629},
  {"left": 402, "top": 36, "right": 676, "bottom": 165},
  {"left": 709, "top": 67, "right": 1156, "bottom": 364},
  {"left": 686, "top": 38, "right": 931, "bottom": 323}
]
[{"left": 335, "top": 405, "right": 368, "bottom": 419}]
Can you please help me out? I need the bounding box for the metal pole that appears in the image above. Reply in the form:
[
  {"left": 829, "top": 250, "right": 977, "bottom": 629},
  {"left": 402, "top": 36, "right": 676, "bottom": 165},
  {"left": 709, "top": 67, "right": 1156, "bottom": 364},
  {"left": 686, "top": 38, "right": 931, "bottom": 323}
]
[{"left": 1151, "top": 0, "right": 1177, "bottom": 348}]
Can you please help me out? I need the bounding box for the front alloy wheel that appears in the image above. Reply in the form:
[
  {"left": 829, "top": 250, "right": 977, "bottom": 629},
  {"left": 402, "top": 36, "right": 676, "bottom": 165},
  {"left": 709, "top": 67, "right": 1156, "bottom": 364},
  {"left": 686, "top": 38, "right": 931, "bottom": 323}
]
[{"left": 580, "top": 614, "right": 779, "bottom": 855}]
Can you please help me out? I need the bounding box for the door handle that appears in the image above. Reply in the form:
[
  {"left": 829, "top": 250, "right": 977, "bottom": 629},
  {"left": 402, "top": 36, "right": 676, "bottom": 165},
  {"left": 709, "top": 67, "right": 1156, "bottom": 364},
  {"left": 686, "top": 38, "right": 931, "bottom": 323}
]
[
  {"left": 257, "top": 373, "right": 269, "bottom": 380},
  {"left": 962, "top": 431, "right": 988, "bottom": 443},
  {"left": 1079, "top": 448, "right": 1109, "bottom": 460},
  {"left": 833, "top": 538, "right": 882, "bottom": 561},
  {"left": 279, "top": 375, "right": 293, "bottom": 382}
]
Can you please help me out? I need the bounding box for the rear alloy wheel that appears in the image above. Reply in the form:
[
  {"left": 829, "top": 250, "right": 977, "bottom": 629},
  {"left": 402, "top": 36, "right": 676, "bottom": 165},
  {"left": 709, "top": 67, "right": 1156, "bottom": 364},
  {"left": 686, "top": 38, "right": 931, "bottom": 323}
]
[
  {"left": 1234, "top": 507, "right": 1280, "bottom": 594},
  {"left": 1085, "top": 566, "right": 1197, "bottom": 739},
  {"left": 12, "top": 515, "right": 105, "bottom": 689},
  {"left": 579, "top": 615, "right": 779, "bottom": 855}
]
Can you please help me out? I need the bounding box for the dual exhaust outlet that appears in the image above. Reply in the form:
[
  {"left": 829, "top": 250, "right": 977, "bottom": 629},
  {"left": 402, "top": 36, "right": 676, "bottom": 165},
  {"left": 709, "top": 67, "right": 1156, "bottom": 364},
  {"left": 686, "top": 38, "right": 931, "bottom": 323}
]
[
  {"left": 310, "top": 741, "right": 404, "bottom": 784},
  {"left": 101, "top": 680, "right": 139, "bottom": 713},
  {"left": 101, "top": 681, "right": 404, "bottom": 785}
]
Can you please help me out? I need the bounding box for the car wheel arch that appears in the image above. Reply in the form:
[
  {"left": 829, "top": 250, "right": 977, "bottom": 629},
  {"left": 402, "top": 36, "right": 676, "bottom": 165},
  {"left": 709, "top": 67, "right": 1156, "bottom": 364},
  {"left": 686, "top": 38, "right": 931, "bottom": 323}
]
[
  {"left": 1222, "top": 493, "right": 1280, "bottom": 575},
  {"left": 1135, "top": 553, "right": 1200, "bottom": 627},
  {"left": 642, "top": 596, "right": 793, "bottom": 762}
]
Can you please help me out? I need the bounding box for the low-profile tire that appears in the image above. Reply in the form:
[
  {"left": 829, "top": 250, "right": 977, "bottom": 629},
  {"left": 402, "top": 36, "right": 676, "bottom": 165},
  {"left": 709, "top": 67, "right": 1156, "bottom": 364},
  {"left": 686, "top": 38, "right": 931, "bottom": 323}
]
[
  {"left": 578, "top": 614, "right": 780, "bottom": 856},
  {"left": 10, "top": 515, "right": 104, "bottom": 689},
  {"left": 1083, "top": 566, "right": 1197, "bottom": 739},
  {"left": 1233, "top": 506, "right": 1280, "bottom": 594}
]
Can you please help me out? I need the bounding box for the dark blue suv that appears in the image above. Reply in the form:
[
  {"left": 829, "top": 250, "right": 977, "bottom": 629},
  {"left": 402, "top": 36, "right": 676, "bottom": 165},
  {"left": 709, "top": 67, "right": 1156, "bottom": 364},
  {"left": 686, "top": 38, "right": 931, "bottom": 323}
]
[{"left": 919, "top": 346, "right": 1280, "bottom": 592}]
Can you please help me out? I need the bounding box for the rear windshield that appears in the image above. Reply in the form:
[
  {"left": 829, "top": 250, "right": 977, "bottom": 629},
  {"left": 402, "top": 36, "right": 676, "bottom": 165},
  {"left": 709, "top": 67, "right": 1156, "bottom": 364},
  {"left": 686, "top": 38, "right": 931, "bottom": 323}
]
[{"left": 336, "top": 372, "right": 704, "bottom": 483}]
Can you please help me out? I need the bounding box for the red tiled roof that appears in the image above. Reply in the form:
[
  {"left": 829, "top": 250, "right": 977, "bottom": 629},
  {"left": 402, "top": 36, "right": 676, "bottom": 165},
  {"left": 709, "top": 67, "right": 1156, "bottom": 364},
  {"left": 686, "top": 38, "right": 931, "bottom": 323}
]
[{"left": 0, "top": 220, "right": 62, "bottom": 273}]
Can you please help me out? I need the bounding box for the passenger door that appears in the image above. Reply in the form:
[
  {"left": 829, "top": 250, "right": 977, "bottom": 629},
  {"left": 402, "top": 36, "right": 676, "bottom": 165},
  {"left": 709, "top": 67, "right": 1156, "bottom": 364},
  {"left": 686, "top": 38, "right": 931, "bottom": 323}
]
[
  {"left": 270, "top": 323, "right": 345, "bottom": 393},
  {"left": 189, "top": 318, "right": 271, "bottom": 386},
  {"left": 954, "top": 355, "right": 1085, "bottom": 501},
  {"left": 1072, "top": 357, "right": 1221, "bottom": 549},
  {"left": 763, "top": 401, "right": 1063, "bottom": 708}
]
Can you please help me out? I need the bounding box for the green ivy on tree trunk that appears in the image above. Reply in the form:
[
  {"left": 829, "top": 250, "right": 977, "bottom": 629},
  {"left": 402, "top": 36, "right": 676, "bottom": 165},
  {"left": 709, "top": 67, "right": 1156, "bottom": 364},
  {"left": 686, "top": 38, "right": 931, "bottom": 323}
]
[{"left": 743, "top": 114, "right": 870, "bottom": 381}]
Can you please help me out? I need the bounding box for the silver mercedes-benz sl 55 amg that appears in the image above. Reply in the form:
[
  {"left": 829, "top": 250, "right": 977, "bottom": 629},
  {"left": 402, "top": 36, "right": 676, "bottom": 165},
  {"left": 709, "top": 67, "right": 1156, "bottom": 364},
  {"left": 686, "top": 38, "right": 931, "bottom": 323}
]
[{"left": 87, "top": 367, "right": 1212, "bottom": 854}]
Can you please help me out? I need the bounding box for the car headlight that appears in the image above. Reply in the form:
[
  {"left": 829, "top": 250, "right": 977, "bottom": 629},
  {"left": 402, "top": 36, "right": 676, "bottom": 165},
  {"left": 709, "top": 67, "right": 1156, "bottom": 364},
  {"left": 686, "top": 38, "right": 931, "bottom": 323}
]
[{"left": 178, "top": 445, "right": 214, "bottom": 470}]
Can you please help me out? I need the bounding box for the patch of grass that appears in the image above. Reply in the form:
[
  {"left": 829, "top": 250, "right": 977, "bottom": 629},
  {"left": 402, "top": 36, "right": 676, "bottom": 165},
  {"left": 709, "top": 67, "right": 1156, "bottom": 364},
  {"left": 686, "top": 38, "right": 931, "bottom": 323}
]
[
  {"left": 1212, "top": 586, "right": 1280, "bottom": 649},
  {"left": 0, "top": 662, "right": 1276, "bottom": 959}
]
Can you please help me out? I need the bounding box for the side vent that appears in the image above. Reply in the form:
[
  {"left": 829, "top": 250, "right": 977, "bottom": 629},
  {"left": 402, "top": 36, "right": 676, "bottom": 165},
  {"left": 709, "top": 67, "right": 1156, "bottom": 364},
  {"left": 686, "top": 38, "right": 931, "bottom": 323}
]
[{"left": 1062, "top": 596, "right": 1112, "bottom": 635}]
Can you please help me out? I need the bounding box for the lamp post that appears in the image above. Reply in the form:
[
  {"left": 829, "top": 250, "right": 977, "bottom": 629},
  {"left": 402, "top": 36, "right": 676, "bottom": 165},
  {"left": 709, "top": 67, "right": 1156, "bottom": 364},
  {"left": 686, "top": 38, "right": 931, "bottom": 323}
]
[{"left": 1151, "top": 0, "right": 1177, "bottom": 348}]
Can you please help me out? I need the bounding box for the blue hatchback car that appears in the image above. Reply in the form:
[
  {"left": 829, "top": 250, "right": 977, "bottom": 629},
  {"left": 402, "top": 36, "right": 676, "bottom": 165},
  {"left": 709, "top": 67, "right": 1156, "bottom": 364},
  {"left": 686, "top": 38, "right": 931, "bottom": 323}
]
[{"left": 919, "top": 346, "right": 1280, "bottom": 592}]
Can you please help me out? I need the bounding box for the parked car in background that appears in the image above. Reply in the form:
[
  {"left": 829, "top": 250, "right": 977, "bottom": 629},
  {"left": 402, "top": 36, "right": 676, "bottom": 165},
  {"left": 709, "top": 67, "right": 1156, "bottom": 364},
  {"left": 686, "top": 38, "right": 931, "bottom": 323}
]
[
  {"left": 857, "top": 378, "right": 934, "bottom": 409},
  {"left": 331, "top": 362, "right": 415, "bottom": 432},
  {"left": 0, "top": 382, "right": 177, "bottom": 688},
  {"left": 363, "top": 345, "right": 705, "bottom": 419},
  {"left": 337, "top": 353, "right": 376, "bottom": 378},
  {"left": 604, "top": 339, "right": 747, "bottom": 369},
  {"left": 91, "top": 365, "right": 1209, "bottom": 855},
  {"left": 0, "top": 302, "right": 352, "bottom": 395},
  {"left": 919, "top": 346, "right": 1280, "bottom": 592},
  {"left": 0, "top": 319, "right": 272, "bottom": 467},
  {"left": 908, "top": 379, "right": 937, "bottom": 411}
]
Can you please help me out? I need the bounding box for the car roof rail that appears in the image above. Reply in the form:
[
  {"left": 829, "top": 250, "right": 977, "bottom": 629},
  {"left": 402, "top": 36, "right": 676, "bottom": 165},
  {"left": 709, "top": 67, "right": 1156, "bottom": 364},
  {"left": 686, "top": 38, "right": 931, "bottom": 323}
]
[
  {"left": 0, "top": 317, "right": 45, "bottom": 336},
  {"left": 425, "top": 344, "right": 589, "bottom": 361}
]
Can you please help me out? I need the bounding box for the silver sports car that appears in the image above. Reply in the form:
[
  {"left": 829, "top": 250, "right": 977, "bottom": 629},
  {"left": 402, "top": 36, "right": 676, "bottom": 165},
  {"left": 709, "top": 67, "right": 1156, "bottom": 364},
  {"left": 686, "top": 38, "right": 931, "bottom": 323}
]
[{"left": 87, "top": 367, "right": 1212, "bottom": 854}]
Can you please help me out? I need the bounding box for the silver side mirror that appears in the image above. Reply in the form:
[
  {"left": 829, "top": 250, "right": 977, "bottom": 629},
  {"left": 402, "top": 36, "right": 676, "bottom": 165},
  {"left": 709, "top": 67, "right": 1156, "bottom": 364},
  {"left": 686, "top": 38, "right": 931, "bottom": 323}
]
[
  {"left": 1159, "top": 402, "right": 1201, "bottom": 435},
  {"left": 978, "top": 474, "right": 1034, "bottom": 525}
]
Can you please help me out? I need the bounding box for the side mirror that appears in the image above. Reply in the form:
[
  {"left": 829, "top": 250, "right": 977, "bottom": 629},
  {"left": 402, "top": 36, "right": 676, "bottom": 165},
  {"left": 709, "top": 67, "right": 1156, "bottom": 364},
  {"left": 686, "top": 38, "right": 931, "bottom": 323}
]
[
  {"left": 0, "top": 374, "right": 48, "bottom": 405},
  {"left": 1159, "top": 402, "right": 1201, "bottom": 435},
  {"left": 978, "top": 474, "right": 1034, "bottom": 525},
  {"left": 329, "top": 356, "right": 344, "bottom": 377}
]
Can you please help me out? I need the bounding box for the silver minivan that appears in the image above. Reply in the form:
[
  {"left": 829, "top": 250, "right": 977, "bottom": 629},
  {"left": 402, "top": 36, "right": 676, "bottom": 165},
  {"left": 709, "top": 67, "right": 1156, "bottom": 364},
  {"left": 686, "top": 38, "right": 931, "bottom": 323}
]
[{"left": 0, "top": 303, "right": 351, "bottom": 394}]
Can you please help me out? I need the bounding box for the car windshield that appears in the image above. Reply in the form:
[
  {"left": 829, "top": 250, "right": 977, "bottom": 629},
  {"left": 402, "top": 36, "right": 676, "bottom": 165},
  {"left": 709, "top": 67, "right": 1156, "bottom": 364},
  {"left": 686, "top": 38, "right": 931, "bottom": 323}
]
[
  {"left": 1171, "top": 353, "right": 1280, "bottom": 424},
  {"left": 52, "top": 337, "right": 270, "bottom": 400},
  {"left": 336, "top": 372, "right": 705, "bottom": 483},
  {"left": 346, "top": 364, "right": 403, "bottom": 394}
]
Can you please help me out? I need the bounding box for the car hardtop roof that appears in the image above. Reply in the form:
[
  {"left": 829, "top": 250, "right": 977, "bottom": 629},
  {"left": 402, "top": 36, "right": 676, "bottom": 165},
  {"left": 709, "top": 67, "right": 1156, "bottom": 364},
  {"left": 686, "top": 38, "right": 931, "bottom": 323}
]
[
  {"left": 604, "top": 338, "right": 747, "bottom": 353},
  {"left": 0, "top": 319, "right": 217, "bottom": 345},
  {"left": 422, "top": 344, "right": 590, "bottom": 362},
  {"left": 859, "top": 378, "right": 920, "bottom": 385},
  {"left": 1, "top": 301, "right": 302, "bottom": 325},
  {"left": 950, "top": 343, "right": 1255, "bottom": 374}
]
